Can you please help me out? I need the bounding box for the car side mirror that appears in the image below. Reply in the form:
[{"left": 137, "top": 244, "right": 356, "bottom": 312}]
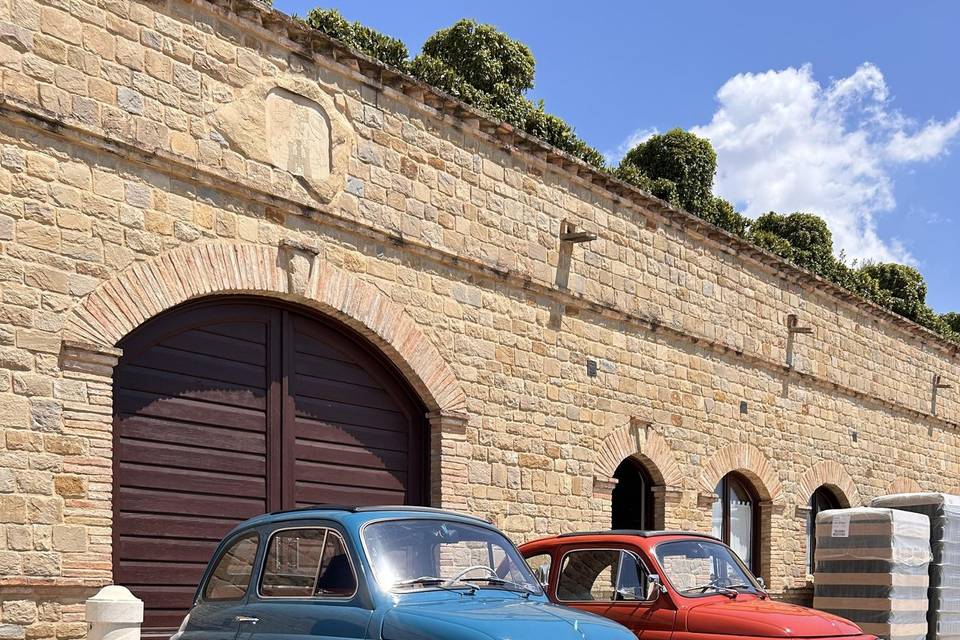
[
  {"left": 645, "top": 574, "right": 665, "bottom": 600},
  {"left": 756, "top": 576, "right": 766, "bottom": 589}
]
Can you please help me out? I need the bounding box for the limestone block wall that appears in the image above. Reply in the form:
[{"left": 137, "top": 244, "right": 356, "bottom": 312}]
[{"left": 0, "top": 0, "right": 958, "bottom": 632}]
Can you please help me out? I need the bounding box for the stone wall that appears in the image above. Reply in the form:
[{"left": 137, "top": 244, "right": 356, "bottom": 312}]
[{"left": 0, "top": 0, "right": 958, "bottom": 631}]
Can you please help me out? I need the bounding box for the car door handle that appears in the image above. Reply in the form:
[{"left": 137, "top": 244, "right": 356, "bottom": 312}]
[{"left": 235, "top": 616, "right": 259, "bottom": 625}]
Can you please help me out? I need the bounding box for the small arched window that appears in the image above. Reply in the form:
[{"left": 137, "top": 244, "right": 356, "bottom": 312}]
[
  {"left": 612, "top": 457, "right": 655, "bottom": 530},
  {"left": 807, "top": 486, "right": 842, "bottom": 573},
  {"left": 711, "top": 473, "right": 759, "bottom": 573}
]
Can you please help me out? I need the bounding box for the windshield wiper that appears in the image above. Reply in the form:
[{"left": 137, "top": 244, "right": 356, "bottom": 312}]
[
  {"left": 460, "top": 576, "right": 536, "bottom": 597},
  {"left": 392, "top": 576, "right": 478, "bottom": 594},
  {"left": 689, "top": 583, "right": 738, "bottom": 597},
  {"left": 393, "top": 576, "right": 444, "bottom": 587}
]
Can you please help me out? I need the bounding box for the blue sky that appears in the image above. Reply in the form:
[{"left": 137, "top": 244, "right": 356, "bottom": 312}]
[{"left": 275, "top": 1, "right": 960, "bottom": 313}]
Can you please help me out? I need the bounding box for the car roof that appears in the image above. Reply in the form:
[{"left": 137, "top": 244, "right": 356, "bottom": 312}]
[
  {"left": 555, "top": 529, "right": 720, "bottom": 540},
  {"left": 522, "top": 530, "right": 721, "bottom": 547},
  {"left": 229, "top": 505, "right": 493, "bottom": 534}
]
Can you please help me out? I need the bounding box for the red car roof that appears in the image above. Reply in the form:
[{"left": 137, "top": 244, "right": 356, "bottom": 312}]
[{"left": 520, "top": 530, "right": 720, "bottom": 553}]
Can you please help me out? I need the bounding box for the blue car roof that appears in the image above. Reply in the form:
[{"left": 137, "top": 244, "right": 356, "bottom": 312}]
[{"left": 229, "top": 505, "right": 493, "bottom": 534}]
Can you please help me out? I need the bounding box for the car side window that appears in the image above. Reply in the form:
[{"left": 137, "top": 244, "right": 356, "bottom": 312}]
[
  {"left": 203, "top": 533, "right": 259, "bottom": 601},
  {"left": 557, "top": 549, "right": 621, "bottom": 601},
  {"left": 524, "top": 553, "right": 552, "bottom": 586},
  {"left": 260, "top": 528, "right": 357, "bottom": 598},
  {"left": 557, "top": 549, "right": 648, "bottom": 602}
]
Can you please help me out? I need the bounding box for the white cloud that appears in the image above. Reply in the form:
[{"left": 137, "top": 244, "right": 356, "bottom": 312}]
[
  {"left": 886, "top": 114, "right": 960, "bottom": 162},
  {"left": 668, "top": 63, "right": 960, "bottom": 263},
  {"left": 604, "top": 126, "right": 658, "bottom": 165}
]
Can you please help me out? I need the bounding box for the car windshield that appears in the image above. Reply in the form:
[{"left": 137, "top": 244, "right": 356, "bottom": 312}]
[
  {"left": 654, "top": 539, "right": 760, "bottom": 596},
  {"left": 362, "top": 518, "right": 542, "bottom": 594}
]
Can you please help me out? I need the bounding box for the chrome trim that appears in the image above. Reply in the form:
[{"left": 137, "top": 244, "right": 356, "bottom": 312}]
[
  {"left": 256, "top": 525, "right": 359, "bottom": 601},
  {"left": 555, "top": 547, "right": 656, "bottom": 604},
  {"left": 358, "top": 516, "right": 543, "bottom": 595}
]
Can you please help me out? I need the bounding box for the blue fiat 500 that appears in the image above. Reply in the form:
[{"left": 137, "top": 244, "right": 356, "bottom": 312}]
[{"left": 171, "top": 506, "right": 634, "bottom": 640}]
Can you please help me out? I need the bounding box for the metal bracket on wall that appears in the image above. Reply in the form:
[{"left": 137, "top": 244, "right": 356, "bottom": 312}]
[
  {"left": 559, "top": 220, "right": 597, "bottom": 244},
  {"left": 932, "top": 373, "right": 952, "bottom": 416},
  {"left": 551, "top": 221, "right": 597, "bottom": 328},
  {"left": 785, "top": 314, "right": 813, "bottom": 369}
]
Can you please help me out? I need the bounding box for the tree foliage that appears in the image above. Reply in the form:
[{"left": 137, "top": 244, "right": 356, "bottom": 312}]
[
  {"left": 305, "top": 13, "right": 603, "bottom": 167},
  {"left": 855, "top": 263, "right": 955, "bottom": 336},
  {"left": 615, "top": 130, "right": 749, "bottom": 236},
  {"left": 701, "top": 196, "right": 749, "bottom": 237},
  {"left": 305, "top": 9, "right": 408, "bottom": 68},
  {"left": 415, "top": 20, "right": 534, "bottom": 97},
  {"left": 943, "top": 312, "right": 960, "bottom": 334},
  {"left": 410, "top": 20, "right": 602, "bottom": 166},
  {"left": 620, "top": 129, "right": 717, "bottom": 214},
  {"left": 748, "top": 212, "right": 835, "bottom": 273}
]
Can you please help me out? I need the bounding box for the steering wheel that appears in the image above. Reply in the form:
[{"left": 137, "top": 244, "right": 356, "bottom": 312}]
[{"left": 446, "top": 564, "right": 498, "bottom": 585}]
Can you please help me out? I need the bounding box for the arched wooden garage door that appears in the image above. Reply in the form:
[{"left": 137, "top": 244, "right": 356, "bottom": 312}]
[{"left": 112, "top": 298, "right": 427, "bottom": 634}]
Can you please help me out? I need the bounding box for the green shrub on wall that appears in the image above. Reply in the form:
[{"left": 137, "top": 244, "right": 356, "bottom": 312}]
[{"left": 305, "top": 9, "right": 409, "bottom": 68}]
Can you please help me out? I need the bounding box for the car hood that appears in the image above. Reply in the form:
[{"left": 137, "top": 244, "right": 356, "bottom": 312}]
[
  {"left": 687, "top": 597, "right": 864, "bottom": 637},
  {"left": 381, "top": 596, "right": 632, "bottom": 640}
]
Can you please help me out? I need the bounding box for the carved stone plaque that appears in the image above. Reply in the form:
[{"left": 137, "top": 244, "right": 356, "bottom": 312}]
[
  {"left": 265, "top": 88, "right": 331, "bottom": 183},
  {"left": 209, "top": 75, "right": 353, "bottom": 204}
]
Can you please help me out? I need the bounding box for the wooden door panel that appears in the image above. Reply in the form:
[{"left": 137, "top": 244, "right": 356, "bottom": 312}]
[
  {"left": 113, "top": 300, "right": 426, "bottom": 634},
  {"left": 292, "top": 417, "right": 410, "bottom": 451},
  {"left": 114, "top": 307, "right": 275, "bottom": 634}
]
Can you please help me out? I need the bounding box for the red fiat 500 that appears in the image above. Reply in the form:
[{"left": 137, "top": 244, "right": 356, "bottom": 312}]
[{"left": 519, "top": 531, "right": 875, "bottom": 640}]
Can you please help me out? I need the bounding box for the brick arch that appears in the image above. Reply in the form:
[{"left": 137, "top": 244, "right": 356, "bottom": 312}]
[
  {"left": 797, "top": 461, "right": 859, "bottom": 508},
  {"left": 596, "top": 419, "right": 683, "bottom": 489},
  {"left": 699, "top": 443, "right": 783, "bottom": 503},
  {"left": 887, "top": 477, "right": 923, "bottom": 494},
  {"left": 63, "top": 241, "right": 466, "bottom": 414}
]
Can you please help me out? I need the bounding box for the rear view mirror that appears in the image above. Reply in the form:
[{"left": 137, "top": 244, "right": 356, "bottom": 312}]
[{"left": 646, "top": 574, "right": 665, "bottom": 600}]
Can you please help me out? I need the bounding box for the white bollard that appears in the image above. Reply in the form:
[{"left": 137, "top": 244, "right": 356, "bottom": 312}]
[{"left": 86, "top": 585, "right": 144, "bottom": 640}]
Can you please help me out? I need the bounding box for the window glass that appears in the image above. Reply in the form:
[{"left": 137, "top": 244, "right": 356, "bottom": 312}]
[
  {"left": 203, "top": 533, "right": 259, "bottom": 600},
  {"left": 524, "top": 553, "right": 552, "bottom": 586},
  {"left": 362, "top": 519, "right": 540, "bottom": 594},
  {"left": 655, "top": 539, "right": 760, "bottom": 596},
  {"left": 314, "top": 532, "right": 357, "bottom": 597},
  {"left": 618, "top": 551, "right": 644, "bottom": 594},
  {"left": 260, "top": 528, "right": 356, "bottom": 598},
  {"left": 729, "top": 479, "right": 753, "bottom": 566},
  {"left": 710, "top": 492, "right": 723, "bottom": 540},
  {"left": 557, "top": 549, "right": 621, "bottom": 601},
  {"left": 712, "top": 474, "right": 758, "bottom": 572}
]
